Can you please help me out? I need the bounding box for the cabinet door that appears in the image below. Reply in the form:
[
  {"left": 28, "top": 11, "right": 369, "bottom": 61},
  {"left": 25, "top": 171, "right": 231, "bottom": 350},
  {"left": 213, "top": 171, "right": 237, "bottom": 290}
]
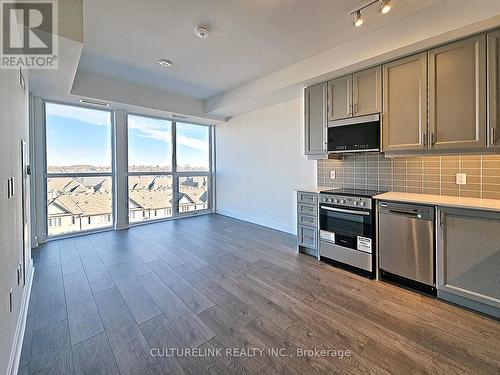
[
  {"left": 437, "top": 208, "right": 500, "bottom": 316},
  {"left": 487, "top": 30, "right": 500, "bottom": 148},
  {"left": 352, "top": 66, "right": 382, "bottom": 117},
  {"left": 327, "top": 75, "right": 352, "bottom": 120},
  {"left": 428, "top": 35, "right": 487, "bottom": 150},
  {"left": 304, "top": 83, "right": 327, "bottom": 155},
  {"left": 382, "top": 53, "right": 428, "bottom": 152},
  {"left": 298, "top": 225, "right": 317, "bottom": 250}
]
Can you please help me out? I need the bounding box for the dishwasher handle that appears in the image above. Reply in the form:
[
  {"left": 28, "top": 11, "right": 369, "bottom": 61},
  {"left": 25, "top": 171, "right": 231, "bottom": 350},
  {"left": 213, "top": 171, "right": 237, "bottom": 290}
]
[
  {"left": 379, "top": 201, "right": 435, "bottom": 221},
  {"left": 387, "top": 209, "right": 422, "bottom": 219}
]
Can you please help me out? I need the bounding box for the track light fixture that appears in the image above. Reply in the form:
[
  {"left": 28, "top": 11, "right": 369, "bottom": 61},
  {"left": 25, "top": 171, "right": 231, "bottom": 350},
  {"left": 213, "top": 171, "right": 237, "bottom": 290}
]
[
  {"left": 353, "top": 10, "right": 364, "bottom": 27},
  {"left": 350, "top": 0, "right": 392, "bottom": 27},
  {"left": 380, "top": 0, "right": 391, "bottom": 14}
]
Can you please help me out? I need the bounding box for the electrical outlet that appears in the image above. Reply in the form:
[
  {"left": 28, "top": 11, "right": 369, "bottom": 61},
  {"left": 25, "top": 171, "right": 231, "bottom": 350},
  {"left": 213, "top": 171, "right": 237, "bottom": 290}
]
[
  {"left": 456, "top": 173, "right": 467, "bottom": 185},
  {"left": 330, "top": 171, "right": 336, "bottom": 180}
]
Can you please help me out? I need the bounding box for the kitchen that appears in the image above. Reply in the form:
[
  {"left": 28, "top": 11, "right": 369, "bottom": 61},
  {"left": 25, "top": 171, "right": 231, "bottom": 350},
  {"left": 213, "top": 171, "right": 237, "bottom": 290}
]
[
  {"left": 2, "top": 1, "right": 499, "bottom": 374},
  {"left": 298, "top": 29, "right": 500, "bottom": 319}
]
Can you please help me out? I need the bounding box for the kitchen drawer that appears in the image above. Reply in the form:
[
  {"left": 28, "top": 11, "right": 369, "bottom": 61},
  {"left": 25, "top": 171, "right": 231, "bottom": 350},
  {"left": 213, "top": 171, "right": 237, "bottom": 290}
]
[
  {"left": 298, "top": 225, "right": 317, "bottom": 249},
  {"left": 298, "top": 214, "right": 317, "bottom": 228},
  {"left": 297, "top": 203, "right": 317, "bottom": 217},
  {"left": 297, "top": 192, "right": 318, "bottom": 205}
]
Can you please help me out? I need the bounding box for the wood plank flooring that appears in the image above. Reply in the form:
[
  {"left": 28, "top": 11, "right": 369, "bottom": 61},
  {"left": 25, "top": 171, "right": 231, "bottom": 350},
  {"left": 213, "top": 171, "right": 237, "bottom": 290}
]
[{"left": 23, "top": 214, "right": 499, "bottom": 375}]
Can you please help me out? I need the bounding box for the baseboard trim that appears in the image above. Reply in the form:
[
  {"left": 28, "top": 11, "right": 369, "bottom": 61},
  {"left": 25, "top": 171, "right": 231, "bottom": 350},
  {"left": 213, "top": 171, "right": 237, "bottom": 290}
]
[
  {"left": 215, "top": 209, "right": 296, "bottom": 234},
  {"left": 7, "top": 261, "right": 34, "bottom": 375}
]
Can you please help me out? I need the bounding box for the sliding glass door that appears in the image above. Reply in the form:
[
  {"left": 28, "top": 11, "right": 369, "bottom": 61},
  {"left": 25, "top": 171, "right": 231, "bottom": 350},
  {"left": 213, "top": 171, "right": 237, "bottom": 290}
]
[{"left": 45, "top": 102, "right": 114, "bottom": 237}]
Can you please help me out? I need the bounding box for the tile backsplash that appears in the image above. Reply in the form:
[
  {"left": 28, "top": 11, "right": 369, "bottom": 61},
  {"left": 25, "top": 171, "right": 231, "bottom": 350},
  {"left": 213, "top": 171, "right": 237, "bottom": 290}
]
[{"left": 317, "top": 153, "right": 500, "bottom": 200}]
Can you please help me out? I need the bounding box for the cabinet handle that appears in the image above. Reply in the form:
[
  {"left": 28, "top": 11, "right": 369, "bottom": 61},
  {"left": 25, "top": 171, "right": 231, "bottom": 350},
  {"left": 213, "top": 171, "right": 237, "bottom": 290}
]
[
  {"left": 430, "top": 133, "right": 435, "bottom": 146},
  {"left": 422, "top": 133, "right": 426, "bottom": 147},
  {"left": 347, "top": 104, "right": 352, "bottom": 116},
  {"left": 440, "top": 211, "right": 445, "bottom": 227},
  {"left": 491, "top": 127, "right": 496, "bottom": 145},
  {"left": 353, "top": 103, "right": 358, "bottom": 114}
]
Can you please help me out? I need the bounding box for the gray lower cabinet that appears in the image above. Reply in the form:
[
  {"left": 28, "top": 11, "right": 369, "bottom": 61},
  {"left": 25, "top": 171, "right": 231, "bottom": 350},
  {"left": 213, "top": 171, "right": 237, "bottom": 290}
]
[
  {"left": 437, "top": 207, "right": 500, "bottom": 318},
  {"left": 298, "top": 225, "right": 317, "bottom": 250},
  {"left": 297, "top": 191, "right": 319, "bottom": 257},
  {"left": 304, "top": 83, "right": 327, "bottom": 158}
]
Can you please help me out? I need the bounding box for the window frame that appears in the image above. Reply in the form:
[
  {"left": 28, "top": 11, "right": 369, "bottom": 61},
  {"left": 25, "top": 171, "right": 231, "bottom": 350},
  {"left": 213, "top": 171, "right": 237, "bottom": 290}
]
[
  {"left": 126, "top": 113, "right": 214, "bottom": 225},
  {"left": 43, "top": 100, "right": 116, "bottom": 239},
  {"left": 40, "top": 101, "right": 215, "bottom": 240}
]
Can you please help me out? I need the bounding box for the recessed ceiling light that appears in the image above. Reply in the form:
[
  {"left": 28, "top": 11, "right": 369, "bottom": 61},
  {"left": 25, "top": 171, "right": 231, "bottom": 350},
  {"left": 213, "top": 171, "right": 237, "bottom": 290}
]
[
  {"left": 353, "top": 10, "right": 363, "bottom": 27},
  {"left": 380, "top": 0, "right": 391, "bottom": 14},
  {"left": 158, "top": 59, "right": 173, "bottom": 67}
]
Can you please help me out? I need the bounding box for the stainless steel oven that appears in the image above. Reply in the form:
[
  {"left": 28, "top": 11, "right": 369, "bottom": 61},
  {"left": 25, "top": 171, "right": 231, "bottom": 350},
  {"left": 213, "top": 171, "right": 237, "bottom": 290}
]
[{"left": 319, "top": 190, "right": 378, "bottom": 277}]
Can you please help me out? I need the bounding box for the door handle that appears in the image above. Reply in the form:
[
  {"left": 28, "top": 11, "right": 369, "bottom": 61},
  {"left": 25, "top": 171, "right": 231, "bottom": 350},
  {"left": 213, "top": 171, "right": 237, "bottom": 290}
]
[{"left": 320, "top": 206, "right": 370, "bottom": 216}]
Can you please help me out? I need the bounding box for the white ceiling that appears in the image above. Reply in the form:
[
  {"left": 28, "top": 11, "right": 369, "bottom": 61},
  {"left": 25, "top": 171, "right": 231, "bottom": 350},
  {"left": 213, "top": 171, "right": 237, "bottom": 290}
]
[
  {"left": 78, "top": 0, "right": 439, "bottom": 100},
  {"left": 29, "top": 0, "right": 500, "bottom": 121}
]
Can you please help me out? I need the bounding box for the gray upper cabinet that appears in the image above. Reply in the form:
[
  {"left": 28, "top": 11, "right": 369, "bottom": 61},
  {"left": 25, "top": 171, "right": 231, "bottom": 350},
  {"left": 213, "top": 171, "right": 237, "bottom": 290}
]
[
  {"left": 304, "top": 83, "right": 327, "bottom": 156},
  {"left": 487, "top": 30, "right": 500, "bottom": 148},
  {"left": 352, "top": 66, "right": 382, "bottom": 117},
  {"left": 428, "top": 35, "right": 487, "bottom": 150},
  {"left": 327, "top": 67, "right": 381, "bottom": 121},
  {"left": 327, "top": 75, "right": 352, "bottom": 120},
  {"left": 382, "top": 53, "right": 428, "bottom": 152},
  {"left": 437, "top": 207, "right": 500, "bottom": 318}
]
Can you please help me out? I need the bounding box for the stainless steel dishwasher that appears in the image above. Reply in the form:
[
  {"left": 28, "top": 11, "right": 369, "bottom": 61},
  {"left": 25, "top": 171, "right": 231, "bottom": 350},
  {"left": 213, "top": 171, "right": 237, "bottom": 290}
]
[{"left": 378, "top": 201, "right": 435, "bottom": 292}]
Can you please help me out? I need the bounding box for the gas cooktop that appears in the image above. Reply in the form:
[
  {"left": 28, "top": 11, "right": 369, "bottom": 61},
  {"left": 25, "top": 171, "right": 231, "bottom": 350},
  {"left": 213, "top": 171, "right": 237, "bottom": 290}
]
[{"left": 320, "top": 188, "right": 388, "bottom": 198}]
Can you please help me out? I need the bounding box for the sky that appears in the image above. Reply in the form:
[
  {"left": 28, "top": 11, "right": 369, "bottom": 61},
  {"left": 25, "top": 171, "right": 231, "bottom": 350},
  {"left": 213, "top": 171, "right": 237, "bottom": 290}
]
[{"left": 46, "top": 103, "right": 209, "bottom": 170}]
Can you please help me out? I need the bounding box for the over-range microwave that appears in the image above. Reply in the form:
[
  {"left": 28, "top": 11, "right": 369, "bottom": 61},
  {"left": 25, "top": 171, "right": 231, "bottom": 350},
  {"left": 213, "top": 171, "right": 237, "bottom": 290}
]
[{"left": 327, "top": 114, "right": 380, "bottom": 153}]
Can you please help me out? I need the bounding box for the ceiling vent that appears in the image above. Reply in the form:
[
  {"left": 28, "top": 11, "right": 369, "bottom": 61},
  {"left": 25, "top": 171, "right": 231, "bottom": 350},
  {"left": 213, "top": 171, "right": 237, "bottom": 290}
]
[
  {"left": 170, "top": 114, "right": 190, "bottom": 120},
  {"left": 80, "top": 99, "right": 110, "bottom": 107}
]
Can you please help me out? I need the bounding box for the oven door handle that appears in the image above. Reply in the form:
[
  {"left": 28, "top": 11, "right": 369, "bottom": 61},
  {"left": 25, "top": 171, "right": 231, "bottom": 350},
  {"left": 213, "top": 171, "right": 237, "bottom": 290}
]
[{"left": 320, "top": 206, "right": 370, "bottom": 216}]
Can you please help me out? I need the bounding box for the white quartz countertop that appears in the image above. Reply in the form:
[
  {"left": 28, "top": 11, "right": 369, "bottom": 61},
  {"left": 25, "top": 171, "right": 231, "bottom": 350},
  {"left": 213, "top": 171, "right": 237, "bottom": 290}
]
[
  {"left": 296, "top": 186, "right": 330, "bottom": 193},
  {"left": 374, "top": 192, "right": 500, "bottom": 213}
]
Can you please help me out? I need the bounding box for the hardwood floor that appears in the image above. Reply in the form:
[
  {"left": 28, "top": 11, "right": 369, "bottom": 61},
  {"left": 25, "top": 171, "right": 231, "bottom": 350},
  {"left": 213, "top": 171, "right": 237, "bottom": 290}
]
[{"left": 22, "top": 214, "right": 499, "bottom": 375}]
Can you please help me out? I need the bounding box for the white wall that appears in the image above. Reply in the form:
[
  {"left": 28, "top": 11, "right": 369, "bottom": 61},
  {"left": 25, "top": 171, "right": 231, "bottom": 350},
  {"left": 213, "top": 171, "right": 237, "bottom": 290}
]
[
  {"left": 215, "top": 97, "right": 315, "bottom": 234},
  {"left": 0, "top": 68, "right": 32, "bottom": 375}
]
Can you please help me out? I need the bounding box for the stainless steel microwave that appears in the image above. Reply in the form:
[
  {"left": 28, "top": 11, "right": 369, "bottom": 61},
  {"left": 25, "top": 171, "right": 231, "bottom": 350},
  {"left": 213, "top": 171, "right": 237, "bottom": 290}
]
[{"left": 327, "top": 114, "right": 380, "bottom": 153}]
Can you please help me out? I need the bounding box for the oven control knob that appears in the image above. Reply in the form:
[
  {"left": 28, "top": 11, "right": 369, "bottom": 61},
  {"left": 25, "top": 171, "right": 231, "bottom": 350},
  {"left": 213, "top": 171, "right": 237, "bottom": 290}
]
[
  {"left": 323, "top": 198, "right": 328, "bottom": 202},
  {"left": 340, "top": 199, "right": 345, "bottom": 204},
  {"left": 353, "top": 201, "right": 358, "bottom": 206},
  {"left": 329, "top": 198, "right": 334, "bottom": 203},
  {"left": 361, "top": 201, "right": 366, "bottom": 206},
  {"left": 333, "top": 199, "right": 338, "bottom": 203}
]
